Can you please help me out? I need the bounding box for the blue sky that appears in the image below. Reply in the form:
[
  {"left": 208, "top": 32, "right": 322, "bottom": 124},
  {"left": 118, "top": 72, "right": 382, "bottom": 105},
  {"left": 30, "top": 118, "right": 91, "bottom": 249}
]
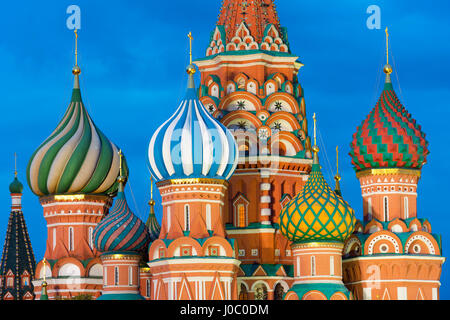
[{"left": 0, "top": 0, "right": 449, "bottom": 299}]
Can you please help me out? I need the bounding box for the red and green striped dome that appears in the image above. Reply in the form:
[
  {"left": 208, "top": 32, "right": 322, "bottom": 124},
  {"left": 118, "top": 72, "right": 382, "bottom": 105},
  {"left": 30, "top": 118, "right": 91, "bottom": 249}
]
[{"left": 350, "top": 80, "right": 429, "bottom": 172}]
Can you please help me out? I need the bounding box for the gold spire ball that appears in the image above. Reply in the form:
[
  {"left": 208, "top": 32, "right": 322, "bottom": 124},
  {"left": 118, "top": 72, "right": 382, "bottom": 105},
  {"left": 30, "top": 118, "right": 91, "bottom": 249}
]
[
  {"left": 72, "top": 29, "right": 81, "bottom": 75},
  {"left": 186, "top": 32, "right": 196, "bottom": 75},
  {"left": 383, "top": 27, "right": 393, "bottom": 75}
]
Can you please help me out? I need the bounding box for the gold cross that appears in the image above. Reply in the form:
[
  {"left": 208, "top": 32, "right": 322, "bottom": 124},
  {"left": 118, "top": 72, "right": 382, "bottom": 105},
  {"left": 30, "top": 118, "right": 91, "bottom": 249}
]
[
  {"left": 313, "top": 113, "right": 317, "bottom": 147},
  {"left": 119, "top": 149, "right": 123, "bottom": 176},
  {"left": 336, "top": 146, "right": 339, "bottom": 175},
  {"left": 385, "top": 27, "right": 389, "bottom": 65},
  {"left": 74, "top": 29, "right": 78, "bottom": 66},
  {"left": 14, "top": 152, "right": 17, "bottom": 177},
  {"left": 188, "top": 32, "right": 193, "bottom": 64}
]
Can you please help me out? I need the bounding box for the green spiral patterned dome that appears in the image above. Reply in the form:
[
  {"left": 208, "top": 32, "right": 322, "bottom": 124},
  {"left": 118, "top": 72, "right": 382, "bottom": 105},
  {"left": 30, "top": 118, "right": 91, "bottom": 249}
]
[
  {"left": 27, "top": 74, "right": 128, "bottom": 197},
  {"left": 280, "top": 155, "right": 356, "bottom": 244}
]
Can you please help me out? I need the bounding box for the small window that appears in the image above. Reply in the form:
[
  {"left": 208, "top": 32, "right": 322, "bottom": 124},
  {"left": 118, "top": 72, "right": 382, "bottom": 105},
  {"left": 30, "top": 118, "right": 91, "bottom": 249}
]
[
  {"left": 88, "top": 227, "right": 94, "bottom": 250},
  {"left": 384, "top": 197, "right": 389, "bottom": 221},
  {"left": 159, "top": 247, "right": 165, "bottom": 259},
  {"left": 68, "top": 227, "right": 74, "bottom": 251},
  {"left": 128, "top": 267, "right": 133, "bottom": 286},
  {"left": 184, "top": 205, "right": 190, "bottom": 232},
  {"left": 22, "top": 276, "right": 29, "bottom": 287},
  {"left": 209, "top": 246, "right": 219, "bottom": 257},
  {"left": 167, "top": 206, "right": 171, "bottom": 232},
  {"left": 311, "top": 256, "right": 316, "bottom": 276},
  {"left": 181, "top": 246, "right": 192, "bottom": 257},
  {"left": 330, "top": 256, "right": 335, "bottom": 276},
  {"left": 206, "top": 204, "right": 212, "bottom": 231},
  {"left": 367, "top": 198, "right": 373, "bottom": 220},
  {"left": 404, "top": 197, "right": 409, "bottom": 219},
  {"left": 146, "top": 279, "right": 151, "bottom": 298},
  {"left": 238, "top": 205, "right": 246, "bottom": 228},
  {"left": 114, "top": 267, "right": 119, "bottom": 286}
]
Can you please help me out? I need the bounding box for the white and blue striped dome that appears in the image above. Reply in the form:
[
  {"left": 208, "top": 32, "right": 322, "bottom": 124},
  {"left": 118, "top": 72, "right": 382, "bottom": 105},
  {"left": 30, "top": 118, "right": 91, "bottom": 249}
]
[{"left": 148, "top": 69, "right": 238, "bottom": 182}]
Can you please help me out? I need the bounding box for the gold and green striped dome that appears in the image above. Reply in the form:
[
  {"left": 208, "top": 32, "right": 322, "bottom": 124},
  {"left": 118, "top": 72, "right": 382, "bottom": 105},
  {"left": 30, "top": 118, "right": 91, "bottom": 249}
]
[
  {"left": 280, "top": 154, "right": 356, "bottom": 244},
  {"left": 26, "top": 72, "right": 128, "bottom": 197}
]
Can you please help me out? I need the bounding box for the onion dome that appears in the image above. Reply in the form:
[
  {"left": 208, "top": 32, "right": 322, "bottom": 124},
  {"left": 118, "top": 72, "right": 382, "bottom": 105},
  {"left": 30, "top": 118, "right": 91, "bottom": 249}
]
[
  {"left": 93, "top": 153, "right": 150, "bottom": 253},
  {"left": 349, "top": 64, "right": 429, "bottom": 172},
  {"left": 9, "top": 176, "right": 23, "bottom": 194},
  {"left": 280, "top": 116, "right": 356, "bottom": 243},
  {"left": 26, "top": 65, "right": 128, "bottom": 197},
  {"left": 148, "top": 64, "right": 238, "bottom": 182}
]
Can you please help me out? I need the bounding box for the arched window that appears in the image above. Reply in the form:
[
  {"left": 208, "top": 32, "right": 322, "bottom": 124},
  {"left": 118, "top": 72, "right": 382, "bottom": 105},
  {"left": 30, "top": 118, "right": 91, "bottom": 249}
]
[
  {"left": 239, "top": 284, "right": 248, "bottom": 300},
  {"left": 404, "top": 197, "right": 409, "bottom": 219},
  {"left": 254, "top": 284, "right": 268, "bottom": 300},
  {"left": 114, "top": 267, "right": 119, "bottom": 286},
  {"left": 311, "top": 256, "right": 316, "bottom": 276},
  {"left": 384, "top": 197, "right": 389, "bottom": 221},
  {"left": 206, "top": 204, "right": 212, "bottom": 231},
  {"left": 184, "top": 205, "right": 190, "bottom": 232},
  {"left": 68, "top": 227, "right": 74, "bottom": 251},
  {"left": 274, "top": 283, "right": 285, "bottom": 300}
]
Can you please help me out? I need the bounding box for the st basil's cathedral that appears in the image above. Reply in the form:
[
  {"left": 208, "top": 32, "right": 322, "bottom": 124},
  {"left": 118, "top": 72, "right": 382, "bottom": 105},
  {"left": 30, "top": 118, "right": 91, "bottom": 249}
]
[{"left": 0, "top": 0, "right": 445, "bottom": 301}]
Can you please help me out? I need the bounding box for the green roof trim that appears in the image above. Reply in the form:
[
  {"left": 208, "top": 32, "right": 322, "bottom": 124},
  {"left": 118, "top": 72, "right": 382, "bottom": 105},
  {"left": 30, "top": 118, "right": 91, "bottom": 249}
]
[
  {"left": 195, "top": 49, "right": 298, "bottom": 62},
  {"left": 97, "top": 293, "right": 145, "bottom": 300},
  {"left": 287, "top": 283, "right": 351, "bottom": 300}
]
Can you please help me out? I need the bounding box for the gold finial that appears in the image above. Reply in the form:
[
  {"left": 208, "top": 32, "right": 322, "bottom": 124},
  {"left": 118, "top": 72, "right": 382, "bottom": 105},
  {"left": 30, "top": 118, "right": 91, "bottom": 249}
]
[
  {"left": 187, "top": 32, "right": 196, "bottom": 75},
  {"left": 14, "top": 152, "right": 17, "bottom": 178},
  {"left": 72, "top": 29, "right": 81, "bottom": 75},
  {"left": 384, "top": 27, "right": 393, "bottom": 75},
  {"left": 335, "top": 146, "right": 341, "bottom": 182},
  {"left": 312, "top": 113, "right": 319, "bottom": 153}
]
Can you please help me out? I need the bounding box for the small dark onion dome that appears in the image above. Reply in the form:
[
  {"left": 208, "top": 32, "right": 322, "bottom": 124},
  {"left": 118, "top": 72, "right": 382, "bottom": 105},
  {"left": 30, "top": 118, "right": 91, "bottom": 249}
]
[
  {"left": 9, "top": 176, "right": 23, "bottom": 194},
  {"left": 146, "top": 199, "right": 161, "bottom": 242},
  {"left": 93, "top": 174, "right": 150, "bottom": 253},
  {"left": 349, "top": 66, "right": 429, "bottom": 172}
]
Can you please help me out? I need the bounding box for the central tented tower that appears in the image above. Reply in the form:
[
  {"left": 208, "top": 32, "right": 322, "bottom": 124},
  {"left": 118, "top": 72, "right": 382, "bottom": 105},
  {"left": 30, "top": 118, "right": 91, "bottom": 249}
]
[{"left": 194, "top": 0, "right": 312, "bottom": 299}]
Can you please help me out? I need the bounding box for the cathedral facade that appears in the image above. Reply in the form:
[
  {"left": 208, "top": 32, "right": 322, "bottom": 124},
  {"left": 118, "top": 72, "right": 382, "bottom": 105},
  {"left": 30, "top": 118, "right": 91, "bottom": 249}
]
[{"left": 1, "top": 0, "right": 444, "bottom": 300}]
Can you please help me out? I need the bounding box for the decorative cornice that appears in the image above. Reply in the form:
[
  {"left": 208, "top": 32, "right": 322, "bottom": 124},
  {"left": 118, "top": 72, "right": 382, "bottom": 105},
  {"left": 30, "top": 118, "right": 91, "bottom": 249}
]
[
  {"left": 356, "top": 168, "right": 422, "bottom": 179},
  {"left": 292, "top": 242, "right": 344, "bottom": 250},
  {"left": 157, "top": 178, "right": 228, "bottom": 187},
  {"left": 40, "top": 194, "right": 112, "bottom": 204}
]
